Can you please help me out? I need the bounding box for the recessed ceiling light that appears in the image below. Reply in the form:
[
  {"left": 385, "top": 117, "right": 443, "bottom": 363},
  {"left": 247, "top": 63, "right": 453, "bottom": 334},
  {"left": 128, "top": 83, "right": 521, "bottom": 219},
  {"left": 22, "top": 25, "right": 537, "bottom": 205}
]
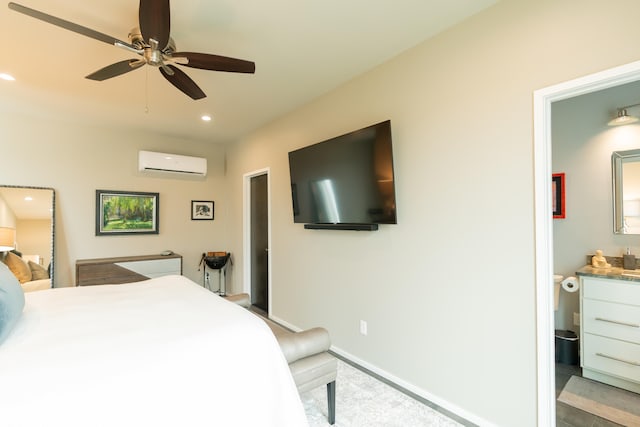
[
  {"left": 24, "top": 196, "right": 33, "bottom": 201},
  {"left": 201, "top": 115, "right": 212, "bottom": 122},
  {"left": 0, "top": 73, "right": 15, "bottom": 81}
]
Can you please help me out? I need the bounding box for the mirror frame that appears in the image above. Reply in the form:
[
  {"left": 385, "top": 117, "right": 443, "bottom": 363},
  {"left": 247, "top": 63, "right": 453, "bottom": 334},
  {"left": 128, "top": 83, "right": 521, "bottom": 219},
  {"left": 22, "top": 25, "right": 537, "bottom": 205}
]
[
  {"left": 612, "top": 149, "right": 640, "bottom": 234},
  {"left": 0, "top": 185, "right": 55, "bottom": 286}
]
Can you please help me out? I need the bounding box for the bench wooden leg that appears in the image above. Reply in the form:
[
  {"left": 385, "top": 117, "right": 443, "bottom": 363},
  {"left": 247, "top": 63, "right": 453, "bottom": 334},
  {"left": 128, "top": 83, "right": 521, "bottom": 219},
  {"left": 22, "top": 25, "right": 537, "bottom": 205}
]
[{"left": 327, "top": 380, "right": 336, "bottom": 425}]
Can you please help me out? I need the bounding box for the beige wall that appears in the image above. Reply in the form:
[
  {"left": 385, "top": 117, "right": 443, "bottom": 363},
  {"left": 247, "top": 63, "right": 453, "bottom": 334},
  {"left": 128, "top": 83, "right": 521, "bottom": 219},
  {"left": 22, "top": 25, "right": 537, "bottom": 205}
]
[
  {"left": 226, "top": 1, "right": 640, "bottom": 425},
  {"left": 16, "top": 218, "right": 51, "bottom": 267},
  {"left": 0, "top": 194, "right": 17, "bottom": 227},
  {"left": 0, "top": 112, "right": 229, "bottom": 286},
  {"left": 3, "top": 0, "right": 640, "bottom": 425}
]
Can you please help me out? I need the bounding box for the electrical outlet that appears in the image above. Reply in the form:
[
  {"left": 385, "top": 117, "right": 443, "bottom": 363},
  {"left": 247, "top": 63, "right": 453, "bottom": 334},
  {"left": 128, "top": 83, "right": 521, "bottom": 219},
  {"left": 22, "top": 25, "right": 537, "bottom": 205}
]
[
  {"left": 573, "top": 312, "right": 580, "bottom": 326},
  {"left": 360, "top": 320, "right": 368, "bottom": 336}
]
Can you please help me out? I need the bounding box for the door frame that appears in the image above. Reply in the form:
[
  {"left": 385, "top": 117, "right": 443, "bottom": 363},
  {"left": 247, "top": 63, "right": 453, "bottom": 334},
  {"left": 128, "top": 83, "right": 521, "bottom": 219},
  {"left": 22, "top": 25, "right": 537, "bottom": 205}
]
[
  {"left": 242, "top": 168, "right": 272, "bottom": 313},
  {"left": 534, "top": 60, "right": 640, "bottom": 425}
]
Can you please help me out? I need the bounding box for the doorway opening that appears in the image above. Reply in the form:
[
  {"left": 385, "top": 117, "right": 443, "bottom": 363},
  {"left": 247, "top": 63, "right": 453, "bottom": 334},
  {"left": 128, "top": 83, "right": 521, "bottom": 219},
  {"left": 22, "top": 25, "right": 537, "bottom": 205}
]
[
  {"left": 243, "top": 168, "right": 271, "bottom": 314},
  {"left": 534, "top": 60, "right": 640, "bottom": 425}
]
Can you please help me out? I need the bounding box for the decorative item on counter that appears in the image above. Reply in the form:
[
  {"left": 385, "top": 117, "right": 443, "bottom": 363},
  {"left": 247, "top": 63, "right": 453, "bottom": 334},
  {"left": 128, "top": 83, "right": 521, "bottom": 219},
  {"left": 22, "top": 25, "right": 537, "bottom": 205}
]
[
  {"left": 591, "top": 249, "right": 611, "bottom": 269},
  {"left": 623, "top": 248, "right": 636, "bottom": 270}
]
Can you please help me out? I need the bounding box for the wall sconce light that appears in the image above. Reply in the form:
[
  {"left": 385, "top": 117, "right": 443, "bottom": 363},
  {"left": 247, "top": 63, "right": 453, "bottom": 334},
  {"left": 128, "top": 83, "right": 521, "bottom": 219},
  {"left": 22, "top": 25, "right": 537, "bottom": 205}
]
[
  {"left": 0, "top": 226, "right": 16, "bottom": 251},
  {"left": 608, "top": 103, "right": 640, "bottom": 126}
]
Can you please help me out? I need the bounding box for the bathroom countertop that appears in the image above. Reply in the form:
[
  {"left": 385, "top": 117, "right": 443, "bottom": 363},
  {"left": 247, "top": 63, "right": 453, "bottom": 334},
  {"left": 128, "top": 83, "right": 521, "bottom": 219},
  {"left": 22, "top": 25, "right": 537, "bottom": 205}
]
[{"left": 576, "top": 265, "right": 640, "bottom": 283}]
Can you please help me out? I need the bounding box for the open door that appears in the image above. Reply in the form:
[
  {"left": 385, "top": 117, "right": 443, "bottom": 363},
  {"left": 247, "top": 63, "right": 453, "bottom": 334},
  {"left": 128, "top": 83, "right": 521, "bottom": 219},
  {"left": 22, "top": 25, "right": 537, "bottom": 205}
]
[{"left": 250, "top": 173, "right": 269, "bottom": 312}]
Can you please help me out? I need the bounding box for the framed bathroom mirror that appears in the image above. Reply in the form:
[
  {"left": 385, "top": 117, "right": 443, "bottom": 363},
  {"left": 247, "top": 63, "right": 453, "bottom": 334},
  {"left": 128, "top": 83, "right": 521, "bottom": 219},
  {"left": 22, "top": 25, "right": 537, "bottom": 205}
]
[
  {"left": 612, "top": 149, "right": 640, "bottom": 234},
  {"left": 0, "top": 185, "right": 55, "bottom": 287}
]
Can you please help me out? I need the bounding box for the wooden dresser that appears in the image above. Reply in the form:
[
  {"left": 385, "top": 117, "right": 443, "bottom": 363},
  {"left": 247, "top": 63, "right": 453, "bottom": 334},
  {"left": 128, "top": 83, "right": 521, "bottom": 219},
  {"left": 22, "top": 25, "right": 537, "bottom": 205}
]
[{"left": 76, "top": 253, "right": 182, "bottom": 286}]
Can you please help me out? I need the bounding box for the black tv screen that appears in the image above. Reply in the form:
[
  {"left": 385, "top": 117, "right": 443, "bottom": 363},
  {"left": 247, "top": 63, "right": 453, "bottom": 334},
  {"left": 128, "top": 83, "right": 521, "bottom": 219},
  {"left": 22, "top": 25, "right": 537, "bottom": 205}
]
[{"left": 288, "top": 120, "right": 397, "bottom": 227}]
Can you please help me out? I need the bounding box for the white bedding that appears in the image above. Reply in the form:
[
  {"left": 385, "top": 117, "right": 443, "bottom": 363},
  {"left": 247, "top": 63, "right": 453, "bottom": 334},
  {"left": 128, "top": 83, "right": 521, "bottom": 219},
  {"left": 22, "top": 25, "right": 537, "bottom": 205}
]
[
  {"left": 20, "top": 278, "right": 51, "bottom": 293},
  {"left": 0, "top": 275, "right": 308, "bottom": 427}
]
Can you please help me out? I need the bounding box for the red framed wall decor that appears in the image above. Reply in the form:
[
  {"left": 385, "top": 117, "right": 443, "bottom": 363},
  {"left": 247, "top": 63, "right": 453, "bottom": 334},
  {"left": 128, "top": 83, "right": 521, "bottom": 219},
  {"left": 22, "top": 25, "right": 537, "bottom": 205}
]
[{"left": 552, "top": 173, "right": 565, "bottom": 219}]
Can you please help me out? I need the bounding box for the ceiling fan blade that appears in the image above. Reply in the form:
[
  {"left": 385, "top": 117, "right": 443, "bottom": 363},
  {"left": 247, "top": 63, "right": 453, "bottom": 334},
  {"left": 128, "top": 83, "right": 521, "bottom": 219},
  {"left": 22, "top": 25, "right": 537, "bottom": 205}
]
[
  {"left": 8, "top": 2, "right": 136, "bottom": 50},
  {"left": 159, "top": 65, "right": 206, "bottom": 100},
  {"left": 86, "top": 60, "right": 145, "bottom": 81},
  {"left": 172, "top": 52, "right": 255, "bottom": 74},
  {"left": 139, "top": 0, "right": 170, "bottom": 50}
]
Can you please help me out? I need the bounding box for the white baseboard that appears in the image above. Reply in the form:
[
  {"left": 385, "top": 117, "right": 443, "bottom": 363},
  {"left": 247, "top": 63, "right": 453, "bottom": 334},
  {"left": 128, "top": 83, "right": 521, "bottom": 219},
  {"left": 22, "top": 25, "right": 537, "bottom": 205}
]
[
  {"left": 268, "top": 315, "right": 302, "bottom": 332},
  {"left": 269, "top": 315, "right": 495, "bottom": 427}
]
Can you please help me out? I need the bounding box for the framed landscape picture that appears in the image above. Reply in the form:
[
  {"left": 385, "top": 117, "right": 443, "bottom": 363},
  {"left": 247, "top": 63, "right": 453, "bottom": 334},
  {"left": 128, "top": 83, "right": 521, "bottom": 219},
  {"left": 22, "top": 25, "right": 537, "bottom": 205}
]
[
  {"left": 96, "top": 190, "right": 159, "bottom": 235},
  {"left": 191, "top": 200, "right": 214, "bottom": 220}
]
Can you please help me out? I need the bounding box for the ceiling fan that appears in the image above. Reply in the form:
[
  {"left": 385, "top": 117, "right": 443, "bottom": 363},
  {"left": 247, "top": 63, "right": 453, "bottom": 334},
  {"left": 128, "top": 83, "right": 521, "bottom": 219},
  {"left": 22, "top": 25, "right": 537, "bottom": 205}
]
[{"left": 7, "top": 1, "right": 256, "bottom": 100}]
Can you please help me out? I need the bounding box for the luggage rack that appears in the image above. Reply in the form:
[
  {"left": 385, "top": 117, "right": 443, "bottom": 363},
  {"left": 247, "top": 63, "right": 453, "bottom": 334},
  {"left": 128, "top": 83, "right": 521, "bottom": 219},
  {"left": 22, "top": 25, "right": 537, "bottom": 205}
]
[{"left": 200, "top": 252, "right": 231, "bottom": 296}]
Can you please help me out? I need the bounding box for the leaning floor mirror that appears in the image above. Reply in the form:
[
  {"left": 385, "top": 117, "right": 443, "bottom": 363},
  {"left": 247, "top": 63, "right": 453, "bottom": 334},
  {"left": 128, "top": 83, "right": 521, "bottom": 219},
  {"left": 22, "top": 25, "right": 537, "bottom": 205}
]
[{"left": 0, "top": 185, "right": 55, "bottom": 290}]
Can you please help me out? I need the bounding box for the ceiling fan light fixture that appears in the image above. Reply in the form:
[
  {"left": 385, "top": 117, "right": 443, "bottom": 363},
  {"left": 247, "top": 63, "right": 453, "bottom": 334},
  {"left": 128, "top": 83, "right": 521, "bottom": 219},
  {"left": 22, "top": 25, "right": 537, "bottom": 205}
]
[{"left": 8, "top": 1, "right": 255, "bottom": 100}]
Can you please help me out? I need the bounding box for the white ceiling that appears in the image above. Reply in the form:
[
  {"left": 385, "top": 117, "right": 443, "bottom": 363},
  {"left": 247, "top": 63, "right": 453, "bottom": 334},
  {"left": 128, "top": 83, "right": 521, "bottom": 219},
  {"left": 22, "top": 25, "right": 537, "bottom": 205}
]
[
  {"left": 0, "top": 0, "right": 497, "bottom": 143},
  {"left": 0, "top": 186, "right": 53, "bottom": 220}
]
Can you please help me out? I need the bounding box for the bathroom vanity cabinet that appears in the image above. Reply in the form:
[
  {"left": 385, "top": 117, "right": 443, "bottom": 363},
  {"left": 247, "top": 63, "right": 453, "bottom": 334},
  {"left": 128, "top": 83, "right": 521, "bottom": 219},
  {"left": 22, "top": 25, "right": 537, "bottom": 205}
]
[{"left": 579, "top": 275, "right": 640, "bottom": 393}]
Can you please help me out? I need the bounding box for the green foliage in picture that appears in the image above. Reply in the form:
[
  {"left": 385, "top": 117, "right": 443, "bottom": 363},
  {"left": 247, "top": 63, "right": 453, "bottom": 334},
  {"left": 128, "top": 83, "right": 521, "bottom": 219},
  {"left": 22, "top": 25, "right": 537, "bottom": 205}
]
[{"left": 96, "top": 190, "right": 159, "bottom": 235}]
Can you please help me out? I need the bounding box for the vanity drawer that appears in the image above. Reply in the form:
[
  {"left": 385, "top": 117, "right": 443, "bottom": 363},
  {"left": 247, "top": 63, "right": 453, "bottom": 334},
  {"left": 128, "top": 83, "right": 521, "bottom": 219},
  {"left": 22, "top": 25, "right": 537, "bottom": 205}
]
[
  {"left": 582, "top": 277, "right": 640, "bottom": 306},
  {"left": 582, "top": 299, "right": 640, "bottom": 344},
  {"left": 583, "top": 334, "right": 640, "bottom": 383}
]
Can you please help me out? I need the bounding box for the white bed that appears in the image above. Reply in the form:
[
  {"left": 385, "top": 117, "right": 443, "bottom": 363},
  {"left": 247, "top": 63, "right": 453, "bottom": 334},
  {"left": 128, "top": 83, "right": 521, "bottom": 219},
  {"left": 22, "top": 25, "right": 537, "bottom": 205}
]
[
  {"left": 0, "top": 275, "right": 308, "bottom": 427},
  {"left": 19, "top": 277, "right": 51, "bottom": 292}
]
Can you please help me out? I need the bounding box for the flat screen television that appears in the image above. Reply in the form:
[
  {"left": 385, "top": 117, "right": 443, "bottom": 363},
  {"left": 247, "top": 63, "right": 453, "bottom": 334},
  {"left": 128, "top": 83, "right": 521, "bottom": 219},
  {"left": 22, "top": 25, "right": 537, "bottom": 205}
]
[{"left": 288, "top": 120, "right": 397, "bottom": 230}]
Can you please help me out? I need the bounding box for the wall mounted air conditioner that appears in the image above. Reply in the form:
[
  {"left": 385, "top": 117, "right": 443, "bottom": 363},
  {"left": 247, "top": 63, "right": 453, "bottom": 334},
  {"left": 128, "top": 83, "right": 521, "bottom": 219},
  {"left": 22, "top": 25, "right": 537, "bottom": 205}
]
[{"left": 138, "top": 151, "right": 207, "bottom": 177}]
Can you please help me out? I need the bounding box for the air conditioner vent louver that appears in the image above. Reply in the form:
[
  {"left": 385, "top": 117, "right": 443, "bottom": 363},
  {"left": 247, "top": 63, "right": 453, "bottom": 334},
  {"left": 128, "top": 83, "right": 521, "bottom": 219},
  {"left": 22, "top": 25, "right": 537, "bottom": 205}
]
[
  {"left": 142, "top": 167, "right": 203, "bottom": 175},
  {"left": 138, "top": 151, "right": 207, "bottom": 177}
]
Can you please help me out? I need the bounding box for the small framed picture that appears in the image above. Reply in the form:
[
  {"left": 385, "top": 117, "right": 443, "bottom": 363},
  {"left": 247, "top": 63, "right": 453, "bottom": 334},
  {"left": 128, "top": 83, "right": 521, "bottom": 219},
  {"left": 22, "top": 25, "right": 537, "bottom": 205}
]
[
  {"left": 552, "top": 173, "right": 565, "bottom": 219},
  {"left": 191, "top": 200, "right": 214, "bottom": 220}
]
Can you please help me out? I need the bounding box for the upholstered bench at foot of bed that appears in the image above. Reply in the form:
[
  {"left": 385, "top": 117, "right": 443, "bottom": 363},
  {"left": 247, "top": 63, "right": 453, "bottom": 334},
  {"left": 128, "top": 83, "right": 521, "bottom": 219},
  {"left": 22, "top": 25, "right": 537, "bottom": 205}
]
[
  {"left": 277, "top": 327, "right": 337, "bottom": 425},
  {"left": 226, "top": 293, "right": 337, "bottom": 425}
]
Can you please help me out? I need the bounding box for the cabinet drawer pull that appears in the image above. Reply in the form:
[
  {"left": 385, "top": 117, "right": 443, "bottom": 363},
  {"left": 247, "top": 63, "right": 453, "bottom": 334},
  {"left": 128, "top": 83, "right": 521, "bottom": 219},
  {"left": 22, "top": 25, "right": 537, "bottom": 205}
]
[
  {"left": 596, "top": 352, "right": 640, "bottom": 366},
  {"left": 594, "top": 317, "right": 640, "bottom": 328}
]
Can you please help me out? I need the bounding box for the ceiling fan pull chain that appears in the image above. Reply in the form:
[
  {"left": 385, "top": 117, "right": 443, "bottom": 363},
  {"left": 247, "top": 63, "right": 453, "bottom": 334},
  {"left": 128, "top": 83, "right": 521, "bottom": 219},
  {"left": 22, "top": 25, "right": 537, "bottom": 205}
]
[{"left": 145, "top": 66, "right": 149, "bottom": 114}]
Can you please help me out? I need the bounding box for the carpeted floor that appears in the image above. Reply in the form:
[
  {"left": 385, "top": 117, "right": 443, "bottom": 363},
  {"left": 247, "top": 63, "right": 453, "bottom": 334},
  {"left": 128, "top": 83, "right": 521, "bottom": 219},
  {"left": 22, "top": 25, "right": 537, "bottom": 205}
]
[
  {"left": 252, "top": 308, "right": 469, "bottom": 426},
  {"left": 301, "top": 359, "right": 464, "bottom": 427}
]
